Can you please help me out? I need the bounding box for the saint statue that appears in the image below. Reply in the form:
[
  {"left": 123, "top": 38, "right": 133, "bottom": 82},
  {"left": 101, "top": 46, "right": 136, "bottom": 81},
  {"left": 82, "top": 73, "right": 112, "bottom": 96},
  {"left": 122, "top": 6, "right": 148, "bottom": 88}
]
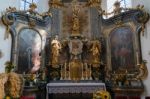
[
  {"left": 90, "top": 41, "right": 101, "bottom": 64},
  {"left": 51, "top": 35, "right": 61, "bottom": 67}
]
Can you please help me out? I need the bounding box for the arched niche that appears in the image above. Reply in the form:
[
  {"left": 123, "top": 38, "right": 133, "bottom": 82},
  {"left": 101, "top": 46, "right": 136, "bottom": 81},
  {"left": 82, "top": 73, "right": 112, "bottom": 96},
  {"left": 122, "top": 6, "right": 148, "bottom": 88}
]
[{"left": 17, "top": 29, "right": 42, "bottom": 73}]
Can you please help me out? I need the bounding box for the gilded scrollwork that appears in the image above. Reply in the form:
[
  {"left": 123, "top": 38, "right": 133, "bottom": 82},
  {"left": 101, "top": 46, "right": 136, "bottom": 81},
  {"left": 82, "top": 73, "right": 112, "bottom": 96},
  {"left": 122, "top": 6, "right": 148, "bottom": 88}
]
[
  {"left": 85, "top": 0, "right": 101, "bottom": 7},
  {"left": 136, "top": 5, "right": 149, "bottom": 36},
  {"left": 85, "top": 0, "right": 103, "bottom": 15},
  {"left": 1, "top": 7, "right": 17, "bottom": 39},
  {"left": 48, "top": 0, "right": 66, "bottom": 9},
  {"left": 136, "top": 60, "right": 148, "bottom": 80}
]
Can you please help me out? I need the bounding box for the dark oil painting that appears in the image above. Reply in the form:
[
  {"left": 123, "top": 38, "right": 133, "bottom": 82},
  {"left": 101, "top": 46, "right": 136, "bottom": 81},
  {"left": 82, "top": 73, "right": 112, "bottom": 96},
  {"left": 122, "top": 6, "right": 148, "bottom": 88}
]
[{"left": 110, "top": 27, "right": 135, "bottom": 71}]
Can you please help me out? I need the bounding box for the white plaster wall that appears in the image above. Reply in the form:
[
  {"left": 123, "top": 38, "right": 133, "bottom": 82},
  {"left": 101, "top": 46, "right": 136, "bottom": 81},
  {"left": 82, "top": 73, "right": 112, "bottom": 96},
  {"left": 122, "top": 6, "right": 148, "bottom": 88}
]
[
  {"left": 0, "top": 0, "right": 20, "bottom": 73},
  {"left": 132, "top": 0, "right": 150, "bottom": 98},
  {"left": 37, "top": 0, "right": 106, "bottom": 13},
  {"left": 37, "top": 0, "right": 49, "bottom": 13},
  {"left": 102, "top": 0, "right": 107, "bottom": 11}
]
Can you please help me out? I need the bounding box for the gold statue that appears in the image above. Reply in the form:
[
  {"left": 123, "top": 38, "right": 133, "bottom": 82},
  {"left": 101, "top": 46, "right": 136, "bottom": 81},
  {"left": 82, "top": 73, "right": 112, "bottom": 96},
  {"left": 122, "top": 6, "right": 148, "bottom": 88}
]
[
  {"left": 90, "top": 41, "right": 101, "bottom": 64},
  {"left": 71, "top": 1, "right": 80, "bottom": 36},
  {"left": 104, "top": 1, "right": 129, "bottom": 16},
  {"left": 51, "top": 35, "right": 61, "bottom": 67}
]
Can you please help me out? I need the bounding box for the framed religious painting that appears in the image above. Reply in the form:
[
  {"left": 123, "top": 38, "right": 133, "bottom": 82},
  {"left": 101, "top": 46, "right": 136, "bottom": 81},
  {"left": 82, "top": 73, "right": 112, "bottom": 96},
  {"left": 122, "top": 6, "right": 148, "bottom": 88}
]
[
  {"left": 109, "top": 26, "right": 136, "bottom": 72},
  {"left": 102, "top": 9, "right": 149, "bottom": 91}
]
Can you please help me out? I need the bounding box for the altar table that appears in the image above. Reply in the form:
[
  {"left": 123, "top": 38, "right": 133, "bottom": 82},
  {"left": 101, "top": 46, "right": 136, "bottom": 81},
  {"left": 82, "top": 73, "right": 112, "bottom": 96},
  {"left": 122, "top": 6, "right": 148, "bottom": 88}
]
[{"left": 46, "top": 82, "right": 106, "bottom": 99}]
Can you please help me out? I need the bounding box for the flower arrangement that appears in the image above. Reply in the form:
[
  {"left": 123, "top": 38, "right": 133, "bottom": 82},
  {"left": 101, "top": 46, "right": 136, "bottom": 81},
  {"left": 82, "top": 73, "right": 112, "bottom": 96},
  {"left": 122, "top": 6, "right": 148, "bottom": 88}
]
[
  {"left": 5, "top": 61, "right": 15, "bottom": 73},
  {"left": 93, "top": 90, "right": 111, "bottom": 99}
]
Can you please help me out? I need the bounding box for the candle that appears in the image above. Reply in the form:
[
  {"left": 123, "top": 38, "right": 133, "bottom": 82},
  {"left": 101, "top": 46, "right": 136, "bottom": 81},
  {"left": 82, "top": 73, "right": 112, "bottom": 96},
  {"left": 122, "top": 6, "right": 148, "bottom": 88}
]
[
  {"left": 68, "top": 62, "right": 71, "bottom": 80},
  {"left": 64, "top": 62, "right": 67, "bottom": 80},
  {"left": 85, "top": 63, "right": 88, "bottom": 80},
  {"left": 136, "top": 51, "right": 140, "bottom": 65}
]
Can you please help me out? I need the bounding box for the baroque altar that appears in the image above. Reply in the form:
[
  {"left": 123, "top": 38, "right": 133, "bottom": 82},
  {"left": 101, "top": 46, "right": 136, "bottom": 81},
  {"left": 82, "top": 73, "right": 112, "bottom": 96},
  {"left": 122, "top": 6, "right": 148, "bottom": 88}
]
[
  {"left": 48, "top": 0, "right": 103, "bottom": 81},
  {"left": 45, "top": 0, "right": 149, "bottom": 97}
]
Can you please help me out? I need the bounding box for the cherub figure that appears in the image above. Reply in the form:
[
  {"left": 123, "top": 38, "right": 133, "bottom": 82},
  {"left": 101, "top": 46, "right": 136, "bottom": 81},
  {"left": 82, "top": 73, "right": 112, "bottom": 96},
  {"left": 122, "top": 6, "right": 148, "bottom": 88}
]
[
  {"left": 104, "top": 1, "right": 129, "bottom": 16},
  {"left": 27, "top": 3, "right": 38, "bottom": 15}
]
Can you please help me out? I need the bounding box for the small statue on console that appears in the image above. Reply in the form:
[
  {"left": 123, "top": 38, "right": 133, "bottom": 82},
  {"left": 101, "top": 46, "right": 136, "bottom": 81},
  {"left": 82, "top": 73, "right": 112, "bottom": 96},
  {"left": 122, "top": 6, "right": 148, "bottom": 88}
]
[
  {"left": 103, "top": 1, "right": 129, "bottom": 16},
  {"left": 27, "top": 3, "right": 38, "bottom": 15},
  {"left": 51, "top": 35, "right": 61, "bottom": 67},
  {"left": 28, "top": 3, "right": 37, "bottom": 12}
]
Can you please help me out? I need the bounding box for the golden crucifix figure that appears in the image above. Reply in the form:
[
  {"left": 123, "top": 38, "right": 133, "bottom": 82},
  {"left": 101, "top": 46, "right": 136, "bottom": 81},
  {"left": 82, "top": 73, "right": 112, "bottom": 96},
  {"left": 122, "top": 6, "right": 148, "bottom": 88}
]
[{"left": 71, "top": 0, "right": 80, "bottom": 36}]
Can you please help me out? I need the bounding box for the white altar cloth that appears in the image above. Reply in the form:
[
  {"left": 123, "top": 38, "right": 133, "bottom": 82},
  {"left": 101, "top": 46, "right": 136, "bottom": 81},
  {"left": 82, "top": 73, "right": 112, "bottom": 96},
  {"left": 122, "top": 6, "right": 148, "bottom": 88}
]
[{"left": 46, "top": 82, "right": 106, "bottom": 95}]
